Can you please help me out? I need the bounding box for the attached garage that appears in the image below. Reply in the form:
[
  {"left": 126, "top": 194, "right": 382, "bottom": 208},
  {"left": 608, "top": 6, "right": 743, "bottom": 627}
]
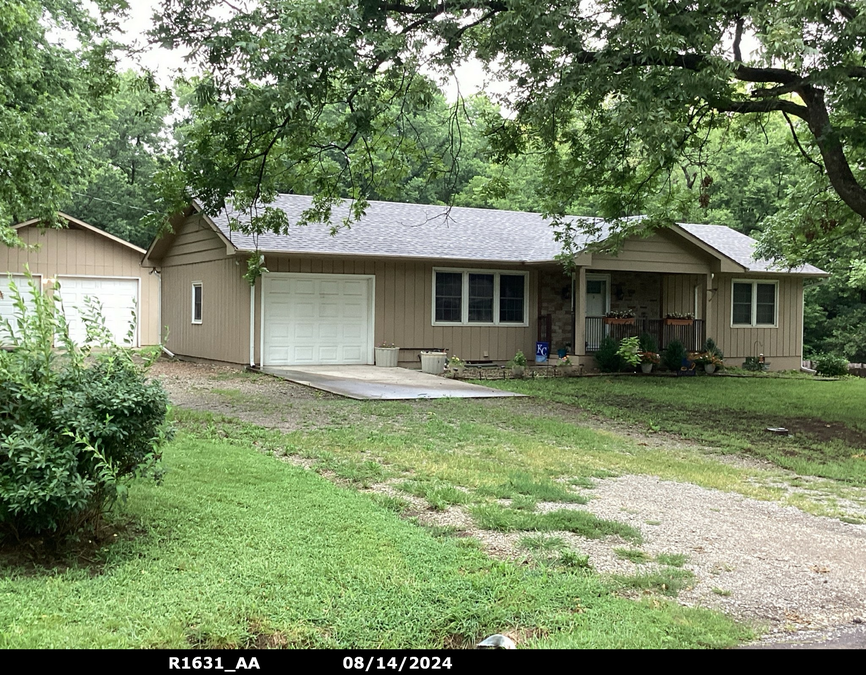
[
  {"left": 262, "top": 274, "right": 374, "bottom": 366},
  {"left": 1, "top": 214, "right": 160, "bottom": 347}
]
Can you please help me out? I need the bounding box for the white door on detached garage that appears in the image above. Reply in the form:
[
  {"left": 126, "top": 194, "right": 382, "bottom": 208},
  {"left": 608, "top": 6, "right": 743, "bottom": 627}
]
[
  {"left": 56, "top": 276, "right": 140, "bottom": 347},
  {"left": 263, "top": 274, "right": 374, "bottom": 366},
  {"left": 0, "top": 274, "right": 41, "bottom": 345}
]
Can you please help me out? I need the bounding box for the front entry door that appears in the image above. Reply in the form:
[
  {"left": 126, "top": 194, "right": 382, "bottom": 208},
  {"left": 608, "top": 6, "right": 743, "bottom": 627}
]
[{"left": 585, "top": 276, "right": 610, "bottom": 351}]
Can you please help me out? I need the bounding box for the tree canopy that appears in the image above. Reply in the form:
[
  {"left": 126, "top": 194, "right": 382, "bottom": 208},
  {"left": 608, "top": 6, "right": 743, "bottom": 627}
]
[{"left": 154, "top": 0, "right": 866, "bottom": 248}]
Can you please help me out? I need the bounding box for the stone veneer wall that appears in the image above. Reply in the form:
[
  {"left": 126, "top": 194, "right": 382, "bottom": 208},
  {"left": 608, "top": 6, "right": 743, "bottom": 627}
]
[
  {"left": 608, "top": 272, "right": 662, "bottom": 318},
  {"left": 539, "top": 269, "right": 574, "bottom": 353}
]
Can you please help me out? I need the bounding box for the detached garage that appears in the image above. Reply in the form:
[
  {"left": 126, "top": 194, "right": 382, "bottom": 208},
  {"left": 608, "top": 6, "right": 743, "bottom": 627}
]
[{"left": 0, "top": 213, "right": 160, "bottom": 347}]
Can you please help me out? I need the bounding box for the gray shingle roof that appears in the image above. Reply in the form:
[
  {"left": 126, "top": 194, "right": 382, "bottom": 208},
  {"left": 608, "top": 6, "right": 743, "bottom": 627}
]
[
  {"left": 207, "top": 194, "right": 825, "bottom": 274},
  {"left": 677, "top": 223, "right": 825, "bottom": 275}
]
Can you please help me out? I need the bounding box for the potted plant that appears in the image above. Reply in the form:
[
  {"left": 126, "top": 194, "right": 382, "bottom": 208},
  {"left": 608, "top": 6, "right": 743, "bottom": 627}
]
[
  {"left": 447, "top": 354, "right": 465, "bottom": 376},
  {"left": 420, "top": 349, "right": 448, "bottom": 374},
  {"left": 509, "top": 350, "right": 528, "bottom": 377},
  {"left": 375, "top": 341, "right": 400, "bottom": 367},
  {"left": 664, "top": 312, "right": 695, "bottom": 326},
  {"left": 603, "top": 309, "right": 636, "bottom": 325},
  {"left": 557, "top": 354, "right": 575, "bottom": 375},
  {"left": 615, "top": 336, "right": 642, "bottom": 371},
  {"left": 639, "top": 351, "right": 660, "bottom": 374},
  {"left": 695, "top": 338, "right": 724, "bottom": 373},
  {"left": 693, "top": 352, "right": 724, "bottom": 374}
]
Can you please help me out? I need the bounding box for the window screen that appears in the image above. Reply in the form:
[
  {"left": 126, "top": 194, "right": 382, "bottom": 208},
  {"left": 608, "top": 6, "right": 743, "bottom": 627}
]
[
  {"left": 468, "top": 273, "right": 494, "bottom": 323},
  {"left": 499, "top": 274, "right": 525, "bottom": 323},
  {"left": 435, "top": 272, "right": 462, "bottom": 322}
]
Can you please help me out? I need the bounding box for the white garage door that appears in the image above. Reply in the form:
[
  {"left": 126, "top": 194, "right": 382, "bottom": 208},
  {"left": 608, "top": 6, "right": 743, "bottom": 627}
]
[
  {"left": 263, "top": 274, "right": 373, "bottom": 366},
  {"left": 56, "top": 276, "right": 139, "bottom": 347},
  {"left": 0, "top": 274, "right": 41, "bottom": 345}
]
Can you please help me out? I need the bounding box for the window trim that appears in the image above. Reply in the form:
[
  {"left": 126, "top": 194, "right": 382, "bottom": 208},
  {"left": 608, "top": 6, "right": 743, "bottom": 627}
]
[
  {"left": 731, "top": 279, "right": 778, "bottom": 328},
  {"left": 191, "top": 281, "right": 203, "bottom": 324},
  {"left": 431, "top": 268, "right": 529, "bottom": 327}
]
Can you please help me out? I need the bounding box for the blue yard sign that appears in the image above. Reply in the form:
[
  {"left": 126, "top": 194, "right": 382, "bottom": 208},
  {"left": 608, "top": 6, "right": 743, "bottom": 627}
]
[{"left": 536, "top": 342, "right": 550, "bottom": 363}]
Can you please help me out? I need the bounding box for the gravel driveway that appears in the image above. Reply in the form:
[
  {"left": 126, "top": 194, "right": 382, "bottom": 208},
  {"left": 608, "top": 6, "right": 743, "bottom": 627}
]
[{"left": 151, "top": 359, "right": 866, "bottom": 647}]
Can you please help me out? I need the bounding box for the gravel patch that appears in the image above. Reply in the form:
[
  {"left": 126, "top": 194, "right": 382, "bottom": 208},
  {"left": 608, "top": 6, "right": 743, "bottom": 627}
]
[{"left": 556, "top": 474, "right": 866, "bottom": 634}]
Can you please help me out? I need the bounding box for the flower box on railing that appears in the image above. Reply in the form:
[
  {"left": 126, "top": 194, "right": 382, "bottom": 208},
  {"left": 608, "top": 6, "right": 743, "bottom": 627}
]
[
  {"left": 603, "top": 317, "right": 636, "bottom": 325},
  {"left": 664, "top": 318, "right": 694, "bottom": 326}
]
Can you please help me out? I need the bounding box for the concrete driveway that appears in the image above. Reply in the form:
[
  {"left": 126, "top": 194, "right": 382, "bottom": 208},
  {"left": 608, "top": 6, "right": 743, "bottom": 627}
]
[{"left": 262, "top": 365, "right": 524, "bottom": 400}]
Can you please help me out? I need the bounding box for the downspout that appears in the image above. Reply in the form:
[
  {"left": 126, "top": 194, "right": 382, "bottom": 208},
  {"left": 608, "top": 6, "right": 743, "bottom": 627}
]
[{"left": 250, "top": 281, "right": 256, "bottom": 368}]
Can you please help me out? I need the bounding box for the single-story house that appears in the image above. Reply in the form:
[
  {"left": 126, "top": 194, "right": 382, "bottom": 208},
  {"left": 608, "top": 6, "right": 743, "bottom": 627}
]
[
  {"left": 143, "top": 195, "right": 826, "bottom": 371},
  {"left": 1, "top": 213, "right": 160, "bottom": 347}
]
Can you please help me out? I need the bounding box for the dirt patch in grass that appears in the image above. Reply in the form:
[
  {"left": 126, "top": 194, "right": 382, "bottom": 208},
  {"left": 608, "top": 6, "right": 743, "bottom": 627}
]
[
  {"left": 0, "top": 518, "right": 144, "bottom": 576},
  {"left": 592, "top": 393, "right": 866, "bottom": 451}
]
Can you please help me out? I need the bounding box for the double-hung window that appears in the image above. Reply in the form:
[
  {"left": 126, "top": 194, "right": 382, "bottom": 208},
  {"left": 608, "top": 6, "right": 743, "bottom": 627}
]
[
  {"left": 433, "top": 269, "right": 528, "bottom": 325},
  {"left": 191, "top": 282, "right": 203, "bottom": 324},
  {"left": 732, "top": 280, "right": 777, "bottom": 327}
]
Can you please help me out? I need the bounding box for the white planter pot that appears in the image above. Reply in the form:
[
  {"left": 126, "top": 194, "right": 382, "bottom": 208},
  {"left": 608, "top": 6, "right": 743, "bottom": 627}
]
[
  {"left": 704, "top": 363, "right": 716, "bottom": 374},
  {"left": 641, "top": 362, "right": 653, "bottom": 374},
  {"left": 375, "top": 347, "right": 400, "bottom": 367},
  {"left": 420, "top": 352, "right": 448, "bottom": 374},
  {"left": 511, "top": 365, "right": 525, "bottom": 378}
]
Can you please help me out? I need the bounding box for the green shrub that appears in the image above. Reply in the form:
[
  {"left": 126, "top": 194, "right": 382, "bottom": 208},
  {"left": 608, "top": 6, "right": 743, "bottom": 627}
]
[
  {"left": 702, "top": 338, "right": 724, "bottom": 359},
  {"left": 638, "top": 333, "right": 658, "bottom": 354},
  {"left": 616, "top": 336, "right": 641, "bottom": 368},
  {"left": 661, "top": 340, "right": 688, "bottom": 372},
  {"left": 594, "top": 337, "right": 624, "bottom": 372},
  {"left": 742, "top": 356, "right": 766, "bottom": 371},
  {"left": 813, "top": 353, "right": 849, "bottom": 377},
  {"left": 0, "top": 274, "right": 171, "bottom": 538}
]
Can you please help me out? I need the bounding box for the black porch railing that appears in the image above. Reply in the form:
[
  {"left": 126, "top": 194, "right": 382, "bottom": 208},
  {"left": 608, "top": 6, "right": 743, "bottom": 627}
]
[{"left": 585, "top": 317, "right": 705, "bottom": 353}]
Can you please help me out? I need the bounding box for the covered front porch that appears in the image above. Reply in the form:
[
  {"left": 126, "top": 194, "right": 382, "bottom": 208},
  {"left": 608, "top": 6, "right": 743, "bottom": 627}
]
[{"left": 538, "top": 267, "right": 712, "bottom": 362}]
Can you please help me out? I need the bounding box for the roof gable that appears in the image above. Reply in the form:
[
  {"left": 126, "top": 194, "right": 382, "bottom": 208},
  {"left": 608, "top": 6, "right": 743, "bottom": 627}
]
[{"left": 15, "top": 213, "right": 146, "bottom": 255}]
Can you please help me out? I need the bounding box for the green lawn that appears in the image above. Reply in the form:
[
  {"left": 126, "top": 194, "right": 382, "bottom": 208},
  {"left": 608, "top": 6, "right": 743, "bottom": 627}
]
[
  {"left": 484, "top": 375, "right": 866, "bottom": 485},
  {"left": 6, "top": 372, "right": 862, "bottom": 648},
  {"left": 0, "top": 432, "right": 747, "bottom": 649}
]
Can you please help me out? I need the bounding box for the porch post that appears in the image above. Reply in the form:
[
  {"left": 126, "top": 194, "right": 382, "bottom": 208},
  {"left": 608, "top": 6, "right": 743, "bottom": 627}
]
[
  {"left": 703, "top": 272, "right": 713, "bottom": 344},
  {"left": 575, "top": 266, "right": 587, "bottom": 359}
]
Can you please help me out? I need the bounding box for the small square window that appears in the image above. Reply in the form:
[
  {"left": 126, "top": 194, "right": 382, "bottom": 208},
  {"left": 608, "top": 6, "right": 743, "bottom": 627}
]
[{"left": 192, "top": 283, "right": 202, "bottom": 324}]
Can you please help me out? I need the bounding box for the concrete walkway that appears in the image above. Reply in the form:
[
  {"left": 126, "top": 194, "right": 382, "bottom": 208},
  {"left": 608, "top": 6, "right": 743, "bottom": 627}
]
[{"left": 262, "top": 365, "right": 524, "bottom": 400}]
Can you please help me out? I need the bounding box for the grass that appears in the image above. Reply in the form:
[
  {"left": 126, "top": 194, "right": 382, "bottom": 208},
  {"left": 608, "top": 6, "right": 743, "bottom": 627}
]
[
  {"left": 0, "top": 434, "right": 749, "bottom": 649},
  {"left": 483, "top": 376, "right": 866, "bottom": 486},
  {"left": 611, "top": 569, "right": 696, "bottom": 597},
  {"left": 471, "top": 504, "right": 642, "bottom": 542},
  {"left": 175, "top": 397, "right": 862, "bottom": 521},
  {"left": 478, "top": 471, "right": 588, "bottom": 503},
  {"left": 656, "top": 553, "right": 689, "bottom": 567},
  {"left": 614, "top": 548, "right": 653, "bottom": 564}
]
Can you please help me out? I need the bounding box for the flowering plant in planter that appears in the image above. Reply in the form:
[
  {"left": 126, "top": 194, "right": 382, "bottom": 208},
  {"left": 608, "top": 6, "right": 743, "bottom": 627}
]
[
  {"left": 447, "top": 355, "right": 465, "bottom": 369},
  {"left": 379, "top": 341, "right": 397, "bottom": 348},
  {"left": 693, "top": 352, "right": 724, "bottom": 367},
  {"left": 665, "top": 312, "right": 694, "bottom": 320},
  {"left": 558, "top": 354, "right": 573, "bottom": 366},
  {"left": 639, "top": 351, "right": 660, "bottom": 365},
  {"left": 604, "top": 309, "right": 635, "bottom": 319}
]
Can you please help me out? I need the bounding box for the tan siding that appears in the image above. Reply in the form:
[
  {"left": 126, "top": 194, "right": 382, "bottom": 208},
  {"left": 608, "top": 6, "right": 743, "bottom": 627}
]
[
  {"left": 706, "top": 274, "right": 803, "bottom": 366},
  {"left": 0, "top": 224, "right": 160, "bottom": 345},
  {"left": 162, "top": 214, "right": 228, "bottom": 267},
  {"left": 662, "top": 274, "right": 704, "bottom": 316},
  {"left": 160, "top": 258, "right": 250, "bottom": 363},
  {"left": 253, "top": 256, "right": 538, "bottom": 365},
  {"left": 591, "top": 231, "right": 713, "bottom": 274}
]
